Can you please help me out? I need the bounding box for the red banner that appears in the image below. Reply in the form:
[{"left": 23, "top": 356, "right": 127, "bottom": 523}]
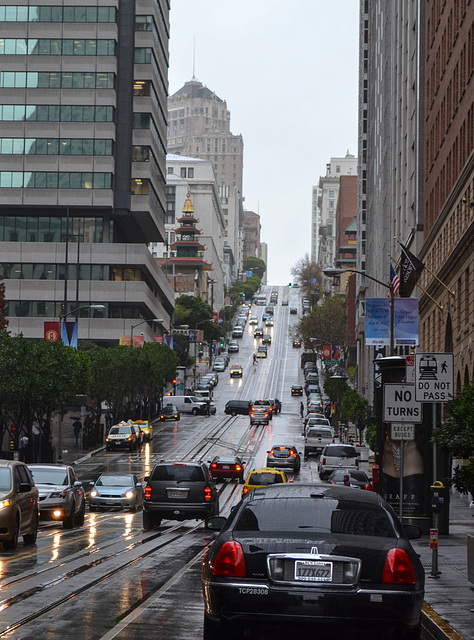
[
  {"left": 322, "top": 345, "right": 331, "bottom": 361},
  {"left": 44, "top": 322, "right": 60, "bottom": 342}
]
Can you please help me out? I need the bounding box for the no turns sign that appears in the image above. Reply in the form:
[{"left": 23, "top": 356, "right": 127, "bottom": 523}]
[{"left": 383, "top": 384, "right": 422, "bottom": 423}]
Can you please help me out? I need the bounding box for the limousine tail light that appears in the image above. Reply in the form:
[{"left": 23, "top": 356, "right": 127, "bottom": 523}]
[
  {"left": 382, "top": 548, "right": 415, "bottom": 584},
  {"left": 213, "top": 541, "right": 246, "bottom": 577}
]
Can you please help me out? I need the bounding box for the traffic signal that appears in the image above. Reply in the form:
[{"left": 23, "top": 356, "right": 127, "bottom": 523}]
[
  {"left": 242, "top": 292, "right": 246, "bottom": 298},
  {"left": 289, "top": 282, "right": 292, "bottom": 288}
]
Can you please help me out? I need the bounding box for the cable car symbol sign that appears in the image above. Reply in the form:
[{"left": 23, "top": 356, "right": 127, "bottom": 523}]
[{"left": 415, "top": 353, "right": 454, "bottom": 402}]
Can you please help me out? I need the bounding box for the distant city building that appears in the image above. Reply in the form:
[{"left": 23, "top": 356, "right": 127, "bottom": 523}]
[
  {"left": 151, "top": 154, "right": 226, "bottom": 312},
  {"left": 167, "top": 80, "right": 244, "bottom": 282},
  {"left": 0, "top": 1, "right": 174, "bottom": 344},
  {"left": 241, "top": 210, "right": 261, "bottom": 259},
  {"left": 311, "top": 185, "right": 321, "bottom": 263},
  {"left": 318, "top": 153, "right": 357, "bottom": 277}
]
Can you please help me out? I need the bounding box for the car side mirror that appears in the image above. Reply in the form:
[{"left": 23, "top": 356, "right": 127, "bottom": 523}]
[{"left": 19, "top": 482, "right": 32, "bottom": 493}]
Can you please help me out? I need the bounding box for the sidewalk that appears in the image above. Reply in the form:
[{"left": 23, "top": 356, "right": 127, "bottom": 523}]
[{"left": 412, "top": 490, "right": 474, "bottom": 640}]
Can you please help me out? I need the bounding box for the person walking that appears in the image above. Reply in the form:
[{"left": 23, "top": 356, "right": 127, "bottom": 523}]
[
  {"left": 73, "top": 419, "right": 82, "bottom": 445},
  {"left": 300, "top": 402, "right": 304, "bottom": 418},
  {"left": 19, "top": 434, "right": 29, "bottom": 462}
]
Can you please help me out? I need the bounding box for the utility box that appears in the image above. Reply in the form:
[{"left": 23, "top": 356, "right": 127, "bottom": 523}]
[{"left": 468, "top": 534, "right": 474, "bottom": 585}]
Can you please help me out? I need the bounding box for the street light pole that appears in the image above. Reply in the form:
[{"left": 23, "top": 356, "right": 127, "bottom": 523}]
[{"left": 130, "top": 318, "right": 164, "bottom": 346}]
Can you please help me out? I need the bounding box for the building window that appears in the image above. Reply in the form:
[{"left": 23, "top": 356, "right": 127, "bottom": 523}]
[
  {"left": 0, "top": 171, "right": 111, "bottom": 188},
  {"left": 0, "top": 71, "right": 114, "bottom": 89},
  {"left": 0, "top": 6, "right": 116, "bottom": 23},
  {"left": 180, "top": 167, "right": 187, "bottom": 178},
  {"left": 188, "top": 167, "right": 194, "bottom": 178},
  {"left": 0, "top": 38, "right": 115, "bottom": 55}
]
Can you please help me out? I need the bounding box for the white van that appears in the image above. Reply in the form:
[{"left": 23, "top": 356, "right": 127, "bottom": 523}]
[{"left": 173, "top": 396, "right": 208, "bottom": 415}]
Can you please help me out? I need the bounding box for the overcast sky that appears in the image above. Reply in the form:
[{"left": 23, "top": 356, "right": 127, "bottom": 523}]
[{"left": 168, "top": 1, "right": 360, "bottom": 285}]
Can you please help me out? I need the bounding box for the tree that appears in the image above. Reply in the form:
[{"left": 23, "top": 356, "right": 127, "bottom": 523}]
[
  {"left": 243, "top": 257, "right": 266, "bottom": 280},
  {"left": 295, "top": 295, "right": 346, "bottom": 349},
  {"left": 432, "top": 382, "right": 474, "bottom": 495},
  {"left": 323, "top": 377, "right": 349, "bottom": 421},
  {"left": 0, "top": 275, "right": 8, "bottom": 332},
  {"left": 340, "top": 388, "right": 370, "bottom": 444},
  {"left": 291, "top": 254, "right": 321, "bottom": 304}
]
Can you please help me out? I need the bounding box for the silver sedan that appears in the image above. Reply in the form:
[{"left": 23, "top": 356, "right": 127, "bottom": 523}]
[{"left": 89, "top": 473, "right": 144, "bottom": 512}]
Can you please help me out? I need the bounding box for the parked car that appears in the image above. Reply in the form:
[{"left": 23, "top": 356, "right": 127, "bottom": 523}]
[
  {"left": 197, "top": 377, "right": 214, "bottom": 390},
  {"left": 105, "top": 422, "right": 139, "bottom": 452},
  {"left": 143, "top": 461, "right": 219, "bottom": 530},
  {"left": 203, "top": 484, "right": 424, "bottom": 640},
  {"left": 327, "top": 468, "right": 372, "bottom": 490},
  {"left": 28, "top": 463, "right": 85, "bottom": 528},
  {"left": 232, "top": 326, "right": 244, "bottom": 338},
  {"left": 89, "top": 472, "right": 144, "bottom": 511},
  {"left": 159, "top": 404, "right": 180, "bottom": 421},
  {"left": 249, "top": 315, "right": 258, "bottom": 325},
  {"left": 132, "top": 420, "right": 153, "bottom": 442},
  {"left": 241, "top": 467, "right": 288, "bottom": 498},
  {"left": 318, "top": 444, "right": 360, "bottom": 480},
  {"left": 228, "top": 340, "right": 240, "bottom": 353},
  {"left": 224, "top": 400, "right": 252, "bottom": 416},
  {"left": 209, "top": 456, "right": 245, "bottom": 483},
  {"left": 0, "top": 460, "right": 39, "bottom": 549},
  {"left": 249, "top": 406, "right": 270, "bottom": 426},
  {"left": 230, "top": 363, "right": 243, "bottom": 378},
  {"left": 213, "top": 360, "right": 226, "bottom": 372},
  {"left": 291, "top": 384, "right": 304, "bottom": 396},
  {"left": 266, "top": 445, "right": 301, "bottom": 472}
]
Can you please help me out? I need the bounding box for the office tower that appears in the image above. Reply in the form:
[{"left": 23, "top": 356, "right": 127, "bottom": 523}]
[{"left": 0, "top": 1, "right": 174, "bottom": 345}]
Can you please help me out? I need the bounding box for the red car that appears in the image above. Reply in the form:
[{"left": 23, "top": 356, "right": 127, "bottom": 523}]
[{"left": 209, "top": 456, "right": 245, "bottom": 483}]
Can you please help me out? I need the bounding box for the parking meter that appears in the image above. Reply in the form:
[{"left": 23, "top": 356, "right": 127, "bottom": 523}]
[
  {"left": 430, "top": 480, "right": 446, "bottom": 514},
  {"left": 371, "top": 464, "right": 379, "bottom": 493}
]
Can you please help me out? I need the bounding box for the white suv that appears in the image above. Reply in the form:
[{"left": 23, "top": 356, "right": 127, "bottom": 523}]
[{"left": 318, "top": 444, "right": 359, "bottom": 481}]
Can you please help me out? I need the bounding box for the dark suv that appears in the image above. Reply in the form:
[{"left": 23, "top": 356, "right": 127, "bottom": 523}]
[{"left": 143, "top": 462, "right": 219, "bottom": 530}]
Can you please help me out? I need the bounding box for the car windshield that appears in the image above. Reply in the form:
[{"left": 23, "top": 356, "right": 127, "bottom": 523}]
[
  {"left": 150, "top": 465, "right": 205, "bottom": 482},
  {"left": 248, "top": 472, "right": 284, "bottom": 485},
  {"left": 109, "top": 426, "right": 131, "bottom": 435},
  {"left": 31, "top": 468, "right": 68, "bottom": 485},
  {"left": 0, "top": 467, "right": 12, "bottom": 491},
  {"left": 97, "top": 475, "right": 133, "bottom": 487},
  {"left": 325, "top": 446, "right": 357, "bottom": 457},
  {"left": 308, "top": 429, "right": 333, "bottom": 438},
  {"left": 235, "top": 498, "right": 395, "bottom": 537}
]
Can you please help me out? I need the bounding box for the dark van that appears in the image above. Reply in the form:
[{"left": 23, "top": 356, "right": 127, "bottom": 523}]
[{"left": 225, "top": 400, "right": 252, "bottom": 416}]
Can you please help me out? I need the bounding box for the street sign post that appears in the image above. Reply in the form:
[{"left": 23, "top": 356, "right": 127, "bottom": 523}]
[
  {"left": 415, "top": 353, "right": 454, "bottom": 402},
  {"left": 383, "top": 384, "right": 422, "bottom": 423}
]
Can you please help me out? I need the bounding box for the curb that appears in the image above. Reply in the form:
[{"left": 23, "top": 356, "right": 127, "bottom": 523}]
[{"left": 422, "top": 603, "right": 467, "bottom": 640}]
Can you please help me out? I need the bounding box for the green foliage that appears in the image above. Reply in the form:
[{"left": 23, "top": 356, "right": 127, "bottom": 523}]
[
  {"left": 451, "top": 459, "right": 474, "bottom": 496},
  {"left": 323, "top": 377, "right": 349, "bottom": 418},
  {"left": 340, "top": 388, "right": 370, "bottom": 424},
  {"left": 243, "top": 257, "right": 266, "bottom": 280},
  {"left": 296, "top": 295, "right": 346, "bottom": 349},
  {"left": 365, "top": 422, "right": 377, "bottom": 452},
  {"left": 432, "top": 382, "right": 474, "bottom": 458},
  {"left": 174, "top": 295, "right": 223, "bottom": 343},
  {"left": 0, "top": 275, "right": 8, "bottom": 332},
  {"left": 290, "top": 254, "right": 321, "bottom": 303}
]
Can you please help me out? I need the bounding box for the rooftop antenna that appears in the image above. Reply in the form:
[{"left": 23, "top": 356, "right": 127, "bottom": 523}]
[{"left": 192, "top": 36, "right": 196, "bottom": 80}]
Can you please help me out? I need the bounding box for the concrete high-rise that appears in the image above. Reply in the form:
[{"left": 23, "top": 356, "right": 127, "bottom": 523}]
[
  {"left": 167, "top": 80, "right": 244, "bottom": 281},
  {"left": 0, "top": 1, "right": 174, "bottom": 344}
]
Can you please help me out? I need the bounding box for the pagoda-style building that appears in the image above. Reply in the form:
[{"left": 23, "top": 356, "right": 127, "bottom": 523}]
[{"left": 164, "top": 193, "right": 212, "bottom": 294}]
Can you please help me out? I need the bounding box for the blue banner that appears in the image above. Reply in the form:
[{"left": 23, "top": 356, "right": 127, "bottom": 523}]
[{"left": 365, "top": 298, "right": 418, "bottom": 347}]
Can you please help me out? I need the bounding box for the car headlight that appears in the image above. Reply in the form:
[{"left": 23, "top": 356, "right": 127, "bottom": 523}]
[
  {"left": 90, "top": 490, "right": 98, "bottom": 498},
  {"left": 125, "top": 491, "right": 134, "bottom": 499},
  {"left": 50, "top": 490, "right": 69, "bottom": 499},
  {"left": 0, "top": 499, "right": 11, "bottom": 510}
]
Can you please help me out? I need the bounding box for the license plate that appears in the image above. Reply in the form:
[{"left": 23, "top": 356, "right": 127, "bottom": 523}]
[
  {"left": 167, "top": 489, "right": 189, "bottom": 499},
  {"left": 222, "top": 465, "right": 230, "bottom": 470},
  {"left": 294, "top": 560, "right": 333, "bottom": 582}
]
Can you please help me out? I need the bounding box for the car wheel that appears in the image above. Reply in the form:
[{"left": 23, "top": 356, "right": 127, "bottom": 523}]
[
  {"left": 143, "top": 511, "right": 161, "bottom": 531},
  {"left": 231, "top": 410, "right": 237, "bottom": 416},
  {"left": 203, "top": 615, "right": 231, "bottom": 640},
  {"left": 3, "top": 516, "right": 19, "bottom": 550},
  {"left": 192, "top": 408, "right": 199, "bottom": 415},
  {"left": 75, "top": 500, "right": 85, "bottom": 527},
  {"left": 23, "top": 511, "right": 38, "bottom": 545},
  {"left": 63, "top": 502, "right": 75, "bottom": 529}
]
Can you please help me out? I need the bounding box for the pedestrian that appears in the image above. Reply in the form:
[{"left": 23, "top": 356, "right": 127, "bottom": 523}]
[
  {"left": 73, "top": 419, "right": 82, "bottom": 445},
  {"left": 19, "top": 434, "right": 29, "bottom": 461},
  {"left": 32, "top": 423, "right": 41, "bottom": 462},
  {"left": 300, "top": 402, "right": 304, "bottom": 418}
]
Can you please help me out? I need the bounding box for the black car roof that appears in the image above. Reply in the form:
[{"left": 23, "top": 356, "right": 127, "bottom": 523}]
[{"left": 247, "top": 482, "right": 384, "bottom": 506}]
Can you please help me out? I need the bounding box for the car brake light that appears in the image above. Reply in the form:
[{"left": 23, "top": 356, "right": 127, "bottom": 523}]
[
  {"left": 269, "top": 449, "right": 275, "bottom": 456},
  {"left": 213, "top": 541, "right": 246, "bottom": 577},
  {"left": 235, "top": 465, "right": 242, "bottom": 471},
  {"left": 144, "top": 485, "right": 152, "bottom": 500},
  {"left": 382, "top": 548, "right": 416, "bottom": 584},
  {"left": 204, "top": 487, "right": 212, "bottom": 501},
  {"left": 355, "top": 459, "right": 359, "bottom": 468},
  {"left": 289, "top": 450, "right": 296, "bottom": 457},
  {"left": 211, "top": 463, "right": 217, "bottom": 468},
  {"left": 242, "top": 486, "right": 248, "bottom": 494}
]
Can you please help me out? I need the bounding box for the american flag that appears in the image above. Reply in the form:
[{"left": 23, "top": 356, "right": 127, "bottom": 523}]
[{"left": 389, "top": 264, "right": 400, "bottom": 296}]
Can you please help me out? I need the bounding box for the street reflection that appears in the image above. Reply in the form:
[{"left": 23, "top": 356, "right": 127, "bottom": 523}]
[
  {"left": 49, "top": 533, "right": 61, "bottom": 563},
  {"left": 123, "top": 514, "right": 133, "bottom": 538},
  {"left": 87, "top": 518, "right": 97, "bottom": 548}
]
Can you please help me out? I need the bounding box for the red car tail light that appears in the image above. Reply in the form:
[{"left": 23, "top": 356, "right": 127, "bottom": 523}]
[
  {"left": 355, "top": 459, "right": 359, "bottom": 468},
  {"left": 242, "top": 486, "right": 249, "bottom": 495},
  {"left": 269, "top": 449, "right": 275, "bottom": 456},
  {"left": 382, "top": 548, "right": 416, "bottom": 584},
  {"left": 235, "top": 465, "right": 242, "bottom": 471},
  {"left": 289, "top": 450, "right": 296, "bottom": 457},
  {"left": 211, "top": 463, "right": 217, "bottom": 468},
  {"left": 204, "top": 486, "right": 212, "bottom": 501},
  {"left": 144, "top": 485, "right": 152, "bottom": 500},
  {"left": 213, "top": 541, "right": 246, "bottom": 577}
]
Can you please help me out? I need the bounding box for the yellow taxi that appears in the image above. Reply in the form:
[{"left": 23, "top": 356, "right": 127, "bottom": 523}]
[
  {"left": 241, "top": 467, "right": 288, "bottom": 498},
  {"left": 132, "top": 420, "right": 153, "bottom": 442}
]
